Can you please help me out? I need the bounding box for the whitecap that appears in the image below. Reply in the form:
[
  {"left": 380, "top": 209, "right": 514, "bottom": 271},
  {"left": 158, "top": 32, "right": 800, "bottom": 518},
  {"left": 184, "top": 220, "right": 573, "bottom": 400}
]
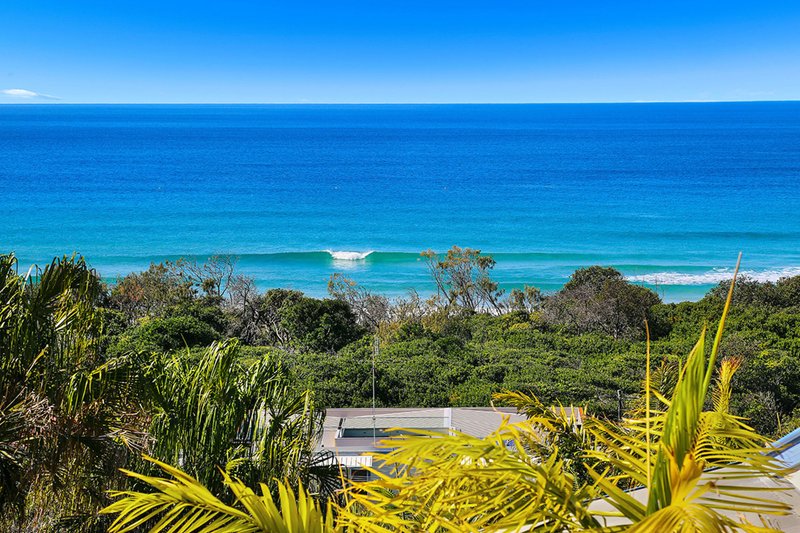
[
  {"left": 325, "top": 250, "right": 374, "bottom": 261},
  {"left": 626, "top": 267, "right": 800, "bottom": 285}
]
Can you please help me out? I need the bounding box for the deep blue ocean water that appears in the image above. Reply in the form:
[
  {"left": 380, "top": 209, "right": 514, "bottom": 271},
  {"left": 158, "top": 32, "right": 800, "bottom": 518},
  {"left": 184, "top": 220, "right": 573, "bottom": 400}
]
[{"left": 1, "top": 102, "right": 799, "bottom": 302}]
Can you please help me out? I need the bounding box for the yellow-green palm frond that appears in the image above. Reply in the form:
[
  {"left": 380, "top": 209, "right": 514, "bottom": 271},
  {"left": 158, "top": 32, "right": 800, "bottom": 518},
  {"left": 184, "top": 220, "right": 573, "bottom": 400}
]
[
  {"left": 101, "top": 455, "right": 333, "bottom": 533},
  {"left": 712, "top": 357, "right": 742, "bottom": 417},
  {"left": 624, "top": 501, "right": 780, "bottom": 533},
  {"left": 496, "top": 390, "right": 583, "bottom": 432},
  {"left": 585, "top": 255, "right": 792, "bottom": 531},
  {"left": 337, "top": 420, "right": 601, "bottom": 532},
  {"left": 627, "top": 356, "right": 681, "bottom": 416},
  {"left": 496, "top": 390, "right": 590, "bottom": 484}
]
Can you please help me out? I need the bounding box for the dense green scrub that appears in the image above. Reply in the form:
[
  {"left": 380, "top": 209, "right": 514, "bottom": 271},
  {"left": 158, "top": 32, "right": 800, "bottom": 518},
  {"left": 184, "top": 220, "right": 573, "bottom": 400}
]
[
  {"left": 277, "top": 300, "right": 800, "bottom": 436},
  {"left": 104, "top": 253, "right": 800, "bottom": 437}
]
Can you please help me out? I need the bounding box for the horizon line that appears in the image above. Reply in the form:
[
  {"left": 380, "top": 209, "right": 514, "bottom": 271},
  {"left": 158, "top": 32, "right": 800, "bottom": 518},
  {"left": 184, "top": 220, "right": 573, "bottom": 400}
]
[{"left": 1, "top": 99, "right": 798, "bottom": 106}]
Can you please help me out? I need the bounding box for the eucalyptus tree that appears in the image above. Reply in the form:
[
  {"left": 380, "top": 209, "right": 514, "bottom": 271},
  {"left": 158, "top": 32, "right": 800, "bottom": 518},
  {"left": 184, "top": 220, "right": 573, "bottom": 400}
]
[
  {"left": 328, "top": 273, "right": 391, "bottom": 331},
  {"left": 110, "top": 261, "right": 195, "bottom": 323},
  {"left": 422, "top": 246, "right": 506, "bottom": 314}
]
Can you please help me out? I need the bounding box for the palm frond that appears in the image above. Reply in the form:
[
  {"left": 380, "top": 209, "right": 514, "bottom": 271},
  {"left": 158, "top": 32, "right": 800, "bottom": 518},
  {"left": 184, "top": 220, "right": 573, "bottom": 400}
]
[
  {"left": 585, "top": 254, "right": 792, "bottom": 531},
  {"left": 336, "top": 420, "right": 601, "bottom": 532},
  {"left": 102, "top": 455, "right": 333, "bottom": 533}
]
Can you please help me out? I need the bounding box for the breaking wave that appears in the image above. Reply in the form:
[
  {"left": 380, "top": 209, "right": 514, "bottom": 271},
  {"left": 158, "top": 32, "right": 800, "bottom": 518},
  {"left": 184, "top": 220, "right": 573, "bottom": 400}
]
[
  {"left": 325, "top": 250, "right": 374, "bottom": 261},
  {"left": 627, "top": 267, "right": 800, "bottom": 286}
]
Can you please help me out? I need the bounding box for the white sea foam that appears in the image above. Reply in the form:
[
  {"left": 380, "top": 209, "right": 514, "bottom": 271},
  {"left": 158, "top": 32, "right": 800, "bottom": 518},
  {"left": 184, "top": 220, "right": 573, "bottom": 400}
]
[
  {"left": 325, "top": 250, "right": 374, "bottom": 261},
  {"left": 627, "top": 267, "right": 800, "bottom": 285}
]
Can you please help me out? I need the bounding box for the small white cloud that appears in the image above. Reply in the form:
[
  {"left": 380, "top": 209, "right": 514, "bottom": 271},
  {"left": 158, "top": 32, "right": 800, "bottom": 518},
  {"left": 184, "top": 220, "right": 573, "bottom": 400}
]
[
  {"left": 2, "top": 88, "right": 38, "bottom": 97},
  {"left": 1, "top": 88, "right": 59, "bottom": 100}
]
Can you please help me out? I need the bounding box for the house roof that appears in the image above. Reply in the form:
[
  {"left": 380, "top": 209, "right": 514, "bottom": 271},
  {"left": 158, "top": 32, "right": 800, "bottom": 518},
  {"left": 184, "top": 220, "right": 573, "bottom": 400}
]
[
  {"left": 319, "top": 407, "right": 531, "bottom": 453},
  {"left": 451, "top": 408, "right": 528, "bottom": 438},
  {"left": 343, "top": 415, "right": 448, "bottom": 430}
]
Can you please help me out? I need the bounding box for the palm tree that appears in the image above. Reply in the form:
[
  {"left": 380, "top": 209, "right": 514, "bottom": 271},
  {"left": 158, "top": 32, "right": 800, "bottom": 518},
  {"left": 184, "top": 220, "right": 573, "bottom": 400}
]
[
  {"left": 0, "top": 253, "right": 142, "bottom": 530},
  {"left": 138, "top": 339, "right": 337, "bottom": 501},
  {"left": 102, "top": 260, "right": 795, "bottom": 532},
  {"left": 102, "top": 455, "right": 333, "bottom": 533}
]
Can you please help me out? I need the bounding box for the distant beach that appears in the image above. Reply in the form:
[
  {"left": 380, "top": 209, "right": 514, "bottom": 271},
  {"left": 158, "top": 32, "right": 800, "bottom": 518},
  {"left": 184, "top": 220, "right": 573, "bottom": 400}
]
[{"left": 1, "top": 102, "right": 799, "bottom": 302}]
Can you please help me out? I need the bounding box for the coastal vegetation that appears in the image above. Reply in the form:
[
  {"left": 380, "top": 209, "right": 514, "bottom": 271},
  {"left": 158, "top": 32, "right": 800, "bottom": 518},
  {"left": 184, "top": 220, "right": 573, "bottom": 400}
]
[
  {"left": 100, "top": 265, "right": 797, "bottom": 531},
  {"left": 1, "top": 248, "right": 799, "bottom": 530}
]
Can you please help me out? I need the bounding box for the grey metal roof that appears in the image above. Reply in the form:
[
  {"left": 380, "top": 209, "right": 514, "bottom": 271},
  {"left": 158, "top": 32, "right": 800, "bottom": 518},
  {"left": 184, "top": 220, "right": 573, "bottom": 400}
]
[
  {"left": 325, "top": 407, "right": 518, "bottom": 418},
  {"left": 343, "top": 415, "right": 448, "bottom": 430},
  {"left": 320, "top": 407, "right": 532, "bottom": 449},
  {"left": 319, "top": 411, "right": 800, "bottom": 529},
  {"left": 451, "top": 408, "right": 527, "bottom": 438}
]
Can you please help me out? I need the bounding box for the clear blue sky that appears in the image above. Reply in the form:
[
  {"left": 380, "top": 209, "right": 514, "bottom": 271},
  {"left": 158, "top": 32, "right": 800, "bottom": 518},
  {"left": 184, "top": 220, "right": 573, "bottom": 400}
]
[{"left": 1, "top": 1, "right": 798, "bottom": 103}]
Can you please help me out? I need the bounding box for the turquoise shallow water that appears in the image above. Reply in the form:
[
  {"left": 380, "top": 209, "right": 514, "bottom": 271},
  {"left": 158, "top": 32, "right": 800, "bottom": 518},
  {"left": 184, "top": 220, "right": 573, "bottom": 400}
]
[{"left": 1, "top": 103, "right": 799, "bottom": 302}]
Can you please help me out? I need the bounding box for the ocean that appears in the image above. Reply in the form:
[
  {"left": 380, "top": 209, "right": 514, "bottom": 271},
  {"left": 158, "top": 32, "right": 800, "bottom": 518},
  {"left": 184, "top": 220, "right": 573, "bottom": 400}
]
[{"left": 1, "top": 102, "right": 799, "bottom": 302}]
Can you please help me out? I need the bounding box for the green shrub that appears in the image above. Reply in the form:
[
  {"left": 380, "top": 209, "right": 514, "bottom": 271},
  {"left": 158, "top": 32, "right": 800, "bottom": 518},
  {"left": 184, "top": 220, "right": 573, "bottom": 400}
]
[
  {"left": 279, "top": 297, "right": 363, "bottom": 352},
  {"left": 111, "top": 315, "right": 220, "bottom": 354}
]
